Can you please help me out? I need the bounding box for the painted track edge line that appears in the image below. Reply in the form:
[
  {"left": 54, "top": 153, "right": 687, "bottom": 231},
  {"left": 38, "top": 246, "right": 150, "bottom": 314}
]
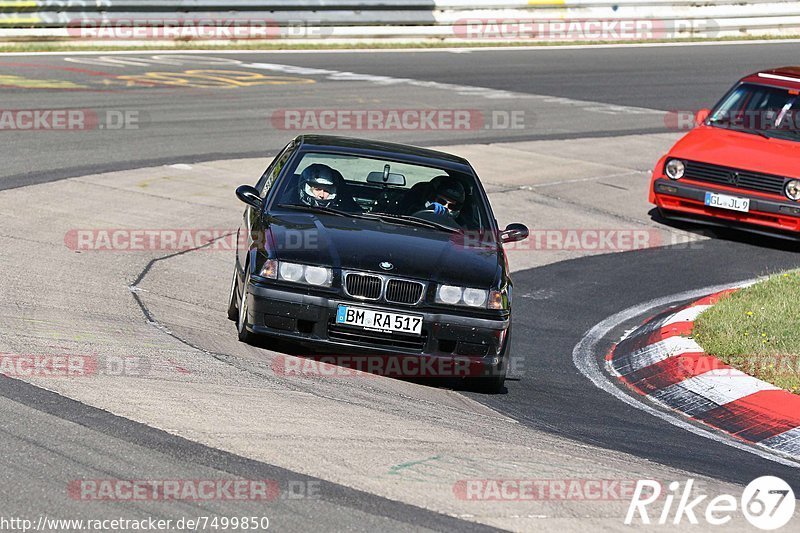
[{"left": 572, "top": 278, "right": 800, "bottom": 469}]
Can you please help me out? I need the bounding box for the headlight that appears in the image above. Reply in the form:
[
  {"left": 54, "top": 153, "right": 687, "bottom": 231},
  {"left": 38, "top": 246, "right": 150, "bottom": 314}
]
[
  {"left": 463, "top": 288, "right": 488, "bottom": 307},
  {"left": 279, "top": 262, "right": 304, "bottom": 282},
  {"left": 270, "top": 261, "right": 332, "bottom": 287},
  {"left": 304, "top": 265, "right": 331, "bottom": 286},
  {"left": 785, "top": 179, "right": 800, "bottom": 201},
  {"left": 436, "top": 285, "right": 463, "bottom": 305},
  {"left": 665, "top": 159, "right": 685, "bottom": 180},
  {"left": 436, "top": 285, "right": 490, "bottom": 308}
]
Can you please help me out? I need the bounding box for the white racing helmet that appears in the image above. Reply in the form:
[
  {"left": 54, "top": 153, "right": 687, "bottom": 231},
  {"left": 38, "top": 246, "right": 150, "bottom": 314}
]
[{"left": 299, "top": 164, "right": 340, "bottom": 208}]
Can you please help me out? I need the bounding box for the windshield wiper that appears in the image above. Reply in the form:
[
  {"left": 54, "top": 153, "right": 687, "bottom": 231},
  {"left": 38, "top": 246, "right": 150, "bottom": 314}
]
[
  {"left": 363, "top": 213, "right": 459, "bottom": 233},
  {"left": 708, "top": 119, "right": 772, "bottom": 140},
  {"left": 731, "top": 127, "right": 772, "bottom": 140},
  {"left": 277, "top": 204, "right": 353, "bottom": 217},
  {"left": 277, "top": 204, "right": 461, "bottom": 232},
  {"left": 766, "top": 129, "right": 800, "bottom": 141}
]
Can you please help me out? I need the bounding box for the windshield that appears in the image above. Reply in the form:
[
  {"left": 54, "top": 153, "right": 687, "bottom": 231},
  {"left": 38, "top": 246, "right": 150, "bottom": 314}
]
[
  {"left": 273, "top": 151, "right": 492, "bottom": 232},
  {"left": 708, "top": 82, "right": 800, "bottom": 142}
]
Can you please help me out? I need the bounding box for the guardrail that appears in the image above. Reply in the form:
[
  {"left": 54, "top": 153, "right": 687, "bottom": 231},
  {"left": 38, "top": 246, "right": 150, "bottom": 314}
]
[{"left": 1, "top": 1, "right": 799, "bottom": 42}]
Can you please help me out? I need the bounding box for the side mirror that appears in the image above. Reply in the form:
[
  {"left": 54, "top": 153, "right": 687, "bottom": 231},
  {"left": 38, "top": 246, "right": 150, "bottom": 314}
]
[
  {"left": 236, "top": 185, "right": 262, "bottom": 209},
  {"left": 695, "top": 108, "right": 711, "bottom": 126},
  {"left": 500, "top": 223, "right": 529, "bottom": 244}
]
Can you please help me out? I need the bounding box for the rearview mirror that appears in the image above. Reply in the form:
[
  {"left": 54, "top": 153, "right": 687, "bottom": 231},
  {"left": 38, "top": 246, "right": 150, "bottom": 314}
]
[
  {"left": 367, "top": 171, "right": 406, "bottom": 186},
  {"left": 236, "top": 185, "right": 262, "bottom": 209},
  {"left": 500, "top": 223, "right": 529, "bottom": 244},
  {"left": 695, "top": 108, "right": 711, "bottom": 125}
]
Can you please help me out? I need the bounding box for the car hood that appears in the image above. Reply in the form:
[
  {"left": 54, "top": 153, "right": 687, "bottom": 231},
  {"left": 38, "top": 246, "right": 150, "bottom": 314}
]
[
  {"left": 267, "top": 212, "right": 501, "bottom": 287},
  {"left": 670, "top": 126, "right": 800, "bottom": 178}
]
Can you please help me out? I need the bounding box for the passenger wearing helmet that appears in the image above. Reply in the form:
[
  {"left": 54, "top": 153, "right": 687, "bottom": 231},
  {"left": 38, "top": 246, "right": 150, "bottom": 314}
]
[
  {"left": 425, "top": 176, "right": 465, "bottom": 220},
  {"left": 297, "top": 163, "right": 361, "bottom": 213}
]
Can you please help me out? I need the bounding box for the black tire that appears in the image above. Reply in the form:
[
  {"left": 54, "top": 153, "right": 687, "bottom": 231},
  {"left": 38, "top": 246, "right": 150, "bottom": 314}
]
[
  {"left": 656, "top": 206, "right": 676, "bottom": 220},
  {"left": 470, "top": 374, "right": 506, "bottom": 394},
  {"left": 466, "top": 324, "right": 511, "bottom": 394},
  {"left": 237, "top": 270, "right": 257, "bottom": 344},
  {"left": 227, "top": 268, "right": 239, "bottom": 321}
]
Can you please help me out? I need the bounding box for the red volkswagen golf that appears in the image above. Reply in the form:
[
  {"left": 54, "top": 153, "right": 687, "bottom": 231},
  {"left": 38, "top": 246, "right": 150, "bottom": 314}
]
[{"left": 650, "top": 66, "right": 800, "bottom": 238}]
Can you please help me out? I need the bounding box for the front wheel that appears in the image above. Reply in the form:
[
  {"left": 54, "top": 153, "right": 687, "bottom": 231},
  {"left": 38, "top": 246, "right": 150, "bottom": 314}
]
[{"left": 237, "top": 270, "right": 257, "bottom": 344}]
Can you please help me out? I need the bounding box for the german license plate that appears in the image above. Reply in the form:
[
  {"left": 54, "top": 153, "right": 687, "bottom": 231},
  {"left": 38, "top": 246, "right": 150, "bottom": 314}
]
[
  {"left": 704, "top": 192, "right": 750, "bottom": 212},
  {"left": 336, "top": 305, "right": 423, "bottom": 335}
]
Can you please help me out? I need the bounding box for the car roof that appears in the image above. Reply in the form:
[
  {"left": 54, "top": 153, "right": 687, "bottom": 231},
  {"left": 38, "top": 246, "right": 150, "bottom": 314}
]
[
  {"left": 741, "top": 66, "right": 800, "bottom": 87},
  {"left": 293, "top": 135, "right": 473, "bottom": 172}
]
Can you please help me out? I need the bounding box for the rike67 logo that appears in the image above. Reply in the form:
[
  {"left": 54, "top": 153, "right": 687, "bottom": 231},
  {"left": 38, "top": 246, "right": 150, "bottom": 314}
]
[{"left": 626, "top": 476, "right": 795, "bottom": 530}]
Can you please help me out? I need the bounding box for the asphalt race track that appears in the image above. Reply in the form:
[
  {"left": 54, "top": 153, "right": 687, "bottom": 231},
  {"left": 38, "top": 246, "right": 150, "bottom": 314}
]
[
  {"left": 4, "top": 42, "right": 800, "bottom": 191},
  {"left": 1, "top": 43, "right": 800, "bottom": 531}
]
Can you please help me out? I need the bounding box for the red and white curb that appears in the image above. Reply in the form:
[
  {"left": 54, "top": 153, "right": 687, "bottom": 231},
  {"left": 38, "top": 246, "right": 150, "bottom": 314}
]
[{"left": 607, "top": 289, "right": 800, "bottom": 460}]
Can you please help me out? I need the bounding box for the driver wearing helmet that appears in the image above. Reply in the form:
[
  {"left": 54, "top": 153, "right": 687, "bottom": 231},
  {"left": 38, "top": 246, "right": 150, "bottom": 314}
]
[
  {"left": 425, "top": 176, "right": 465, "bottom": 220},
  {"left": 297, "top": 163, "right": 361, "bottom": 213}
]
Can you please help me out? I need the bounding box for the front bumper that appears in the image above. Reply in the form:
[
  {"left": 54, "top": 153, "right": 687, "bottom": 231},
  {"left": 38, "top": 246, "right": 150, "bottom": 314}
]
[
  {"left": 652, "top": 178, "right": 800, "bottom": 237},
  {"left": 243, "top": 280, "right": 510, "bottom": 376}
]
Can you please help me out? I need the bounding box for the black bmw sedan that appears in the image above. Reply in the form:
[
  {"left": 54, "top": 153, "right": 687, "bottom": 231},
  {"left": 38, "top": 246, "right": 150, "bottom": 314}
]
[{"left": 228, "top": 135, "right": 528, "bottom": 392}]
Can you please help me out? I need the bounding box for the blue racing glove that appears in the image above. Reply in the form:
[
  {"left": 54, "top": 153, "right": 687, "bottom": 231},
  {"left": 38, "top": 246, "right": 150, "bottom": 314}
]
[{"left": 431, "top": 202, "right": 447, "bottom": 215}]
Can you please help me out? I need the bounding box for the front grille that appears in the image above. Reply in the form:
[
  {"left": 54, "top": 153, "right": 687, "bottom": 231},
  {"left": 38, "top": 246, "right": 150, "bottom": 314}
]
[
  {"left": 328, "top": 324, "right": 426, "bottom": 351},
  {"left": 345, "top": 273, "right": 382, "bottom": 299},
  {"left": 385, "top": 279, "right": 424, "bottom": 304},
  {"left": 343, "top": 270, "right": 427, "bottom": 306},
  {"left": 684, "top": 161, "right": 787, "bottom": 196}
]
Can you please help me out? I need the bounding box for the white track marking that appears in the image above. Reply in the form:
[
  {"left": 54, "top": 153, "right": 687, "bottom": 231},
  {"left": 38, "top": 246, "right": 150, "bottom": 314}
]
[
  {"left": 243, "top": 61, "right": 663, "bottom": 114},
  {"left": 761, "top": 428, "right": 800, "bottom": 457},
  {"left": 243, "top": 61, "right": 518, "bottom": 99},
  {"left": 661, "top": 304, "right": 711, "bottom": 326},
  {"left": 618, "top": 303, "right": 710, "bottom": 344},
  {"left": 60, "top": 52, "right": 664, "bottom": 113},
  {"left": 652, "top": 369, "right": 779, "bottom": 414},
  {"left": 611, "top": 336, "right": 704, "bottom": 376},
  {"left": 63, "top": 54, "right": 245, "bottom": 67},
  {"left": 521, "top": 170, "right": 646, "bottom": 190},
  {"left": 572, "top": 278, "right": 800, "bottom": 468}
]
